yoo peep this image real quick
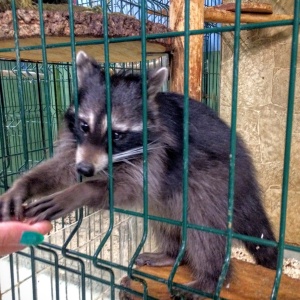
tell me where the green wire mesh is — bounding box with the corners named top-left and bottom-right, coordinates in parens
top-left (0, 61), bottom-right (72, 193)
top-left (0, 0), bottom-right (299, 299)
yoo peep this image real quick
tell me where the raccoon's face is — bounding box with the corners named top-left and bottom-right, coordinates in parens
top-left (65, 51), bottom-right (168, 177)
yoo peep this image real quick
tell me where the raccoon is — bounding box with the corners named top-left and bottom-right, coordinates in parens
top-left (0, 51), bottom-right (277, 298)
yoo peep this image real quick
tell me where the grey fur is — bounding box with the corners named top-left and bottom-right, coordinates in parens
top-left (0, 51), bottom-right (278, 298)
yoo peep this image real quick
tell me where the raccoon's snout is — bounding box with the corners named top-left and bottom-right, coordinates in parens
top-left (76, 162), bottom-right (95, 177)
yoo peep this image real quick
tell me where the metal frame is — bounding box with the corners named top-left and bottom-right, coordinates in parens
top-left (0, 0), bottom-right (299, 299)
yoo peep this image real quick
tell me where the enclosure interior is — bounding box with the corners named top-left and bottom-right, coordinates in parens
top-left (0, 0), bottom-right (299, 299)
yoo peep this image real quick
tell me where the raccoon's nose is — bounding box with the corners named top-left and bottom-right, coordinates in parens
top-left (76, 162), bottom-right (95, 177)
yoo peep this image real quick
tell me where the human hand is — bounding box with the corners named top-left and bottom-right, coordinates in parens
top-left (0, 221), bottom-right (52, 256)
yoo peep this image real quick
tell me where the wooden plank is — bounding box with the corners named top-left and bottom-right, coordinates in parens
top-left (169, 0), bottom-right (204, 101)
top-left (0, 37), bottom-right (168, 63)
top-left (0, 9), bottom-right (172, 63)
top-left (147, 9), bottom-right (168, 17)
top-left (120, 259), bottom-right (300, 299)
top-left (204, 7), bottom-right (293, 24)
top-left (215, 3), bottom-right (273, 14)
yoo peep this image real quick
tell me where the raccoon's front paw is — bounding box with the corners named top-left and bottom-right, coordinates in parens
top-left (24, 191), bottom-right (74, 222)
top-left (0, 186), bottom-right (28, 221)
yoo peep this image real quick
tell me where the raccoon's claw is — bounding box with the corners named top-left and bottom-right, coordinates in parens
top-left (0, 192), bottom-right (25, 221)
top-left (24, 197), bottom-right (63, 222)
top-left (24, 190), bottom-right (78, 222)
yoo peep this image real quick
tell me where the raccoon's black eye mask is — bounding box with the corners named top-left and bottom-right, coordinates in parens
top-left (65, 108), bottom-right (156, 158)
top-left (111, 130), bottom-right (144, 154)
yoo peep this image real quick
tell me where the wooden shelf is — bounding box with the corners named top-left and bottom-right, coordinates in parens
top-left (0, 9), bottom-right (171, 63)
top-left (0, 37), bottom-right (169, 63)
top-left (0, 3), bottom-right (294, 63)
top-left (121, 259), bottom-right (300, 299)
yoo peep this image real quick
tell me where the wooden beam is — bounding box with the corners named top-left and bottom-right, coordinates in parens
top-left (215, 3), bottom-right (273, 14)
top-left (147, 8), bottom-right (168, 17)
top-left (120, 259), bottom-right (300, 299)
top-left (204, 7), bottom-right (293, 24)
top-left (0, 9), bottom-right (172, 63)
top-left (169, 0), bottom-right (204, 101)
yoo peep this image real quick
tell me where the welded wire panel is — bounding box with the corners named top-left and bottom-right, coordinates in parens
top-left (202, 0), bottom-right (222, 112)
top-left (0, 0), bottom-right (300, 300)
top-left (0, 61), bottom-right (72, 193)
top-left (0, 212), bottom-right (156, 300)
top-left (0, 0), bottom-right (171, 63)
top-left (76, 0), bottom-right (169, 25)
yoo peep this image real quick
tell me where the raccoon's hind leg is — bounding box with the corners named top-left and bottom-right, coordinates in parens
top-left (135, 221), bottom-right (182, 267)
top-left (135, 225), bottom-right (228, 298)
top-left (135, 252), bottom-right (177, 267)
top-left (176, 229), bottom-right (230, 298)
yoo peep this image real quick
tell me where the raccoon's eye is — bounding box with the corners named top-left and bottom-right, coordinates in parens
top-left (112, 131), bottom-right (125, 142)
top-left (80, 121), bottom-right (89, 134)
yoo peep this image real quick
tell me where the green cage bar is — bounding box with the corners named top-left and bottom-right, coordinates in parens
top-left (11, 0), bottom-right (29, 171)
top-left (271, 0), bottom-right (300, 298)
top-left (168, 0), bottom-right (190, 296)
top-left (37, 0), bottom-right (54, 156)
top-left (92, 1), bottom-right (118, 299)
top-left (0, 0), bottom-right (300, 299)
top-left (214, 0), bottom-right (241, 297)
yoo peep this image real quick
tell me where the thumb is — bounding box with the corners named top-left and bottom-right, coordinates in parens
top-left (0, 221), bottom-right (52, 256)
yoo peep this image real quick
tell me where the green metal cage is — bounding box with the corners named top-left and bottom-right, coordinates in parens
top-left (0, 0), bottom-right (299, 299)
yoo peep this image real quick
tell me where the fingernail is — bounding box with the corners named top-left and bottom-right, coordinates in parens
top-left (19, 231), bottom-right (44, 246)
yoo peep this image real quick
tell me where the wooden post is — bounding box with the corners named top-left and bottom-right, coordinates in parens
top-left (169, 0), bottom-right (204, 101)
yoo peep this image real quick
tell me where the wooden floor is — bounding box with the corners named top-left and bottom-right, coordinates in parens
top-left (121, 258), bottom-right (300, 299)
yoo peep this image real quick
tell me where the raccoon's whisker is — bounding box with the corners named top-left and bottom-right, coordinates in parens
top-left (120, 158), bottom-right (142, 170)
top-left (147, 138), bottom-right (162, 144)
top-left (112, 147), bottom-right (143, 162)
top-left (100, 169), bottom-right (110, 178)
top-left (112, 144), bottom-right (164, 163)
top-left (148, 142), bottom-right (166, 150)
top-left (148, 140), bottom-right (168, 151)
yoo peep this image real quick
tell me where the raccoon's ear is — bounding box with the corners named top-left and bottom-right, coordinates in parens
top-left (147, 67), bottom-right (168, 100)
top-left (76, 51), bottom-right (103, 88)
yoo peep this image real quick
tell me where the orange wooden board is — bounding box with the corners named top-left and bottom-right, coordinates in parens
top-left (0, 37), bottom-right (168, 63)
top-left (121, 259), bottom-right (300, 299)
